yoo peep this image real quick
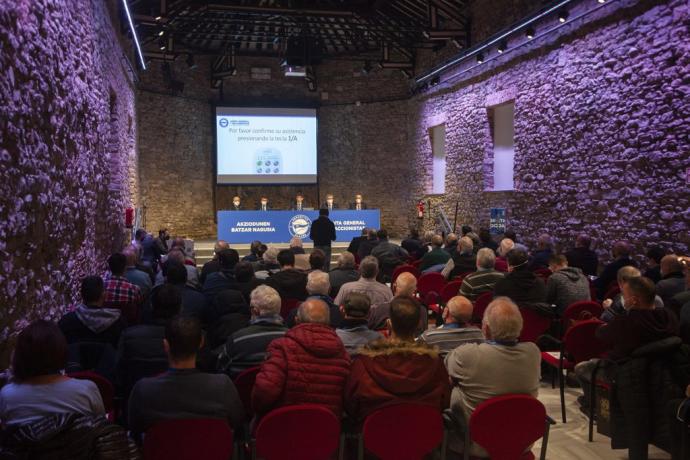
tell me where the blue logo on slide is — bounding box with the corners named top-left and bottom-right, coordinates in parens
top-left (289, 215), bottom-right (312, 239)
top-left (219, 118), bottom-right (229, 128)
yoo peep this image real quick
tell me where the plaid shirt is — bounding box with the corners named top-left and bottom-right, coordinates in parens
top-left (104, 275), bottom-right (143, 311)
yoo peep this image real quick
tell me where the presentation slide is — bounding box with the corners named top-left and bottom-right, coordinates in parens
top-left (216, 107), bottom-right (317, 184)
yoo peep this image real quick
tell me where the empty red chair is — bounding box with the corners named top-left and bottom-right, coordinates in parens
top-left (68, 371), bottom-right (115, 417)
top-left (233, 366), bottom-right (260, 419)
top-left (391, 264), bottom-right (421, 283)
top-left (361, 404), bottom-right (444, 460)
top-left (441, 280), bottom-right (463, 304)
top-left (417, 272), bottom-right (446, 297)
top-left (518, 308), bottom-right (552, 343)
top-left (541, 319), bottom-right (607, 423)
top-left (466, 394), bottom-right (552, 460)
top-left (561, 300), bottom-right (604, 333)
top-left (472, 292), bottom-right (494, 324)
top-left (254, 404), bottom-right (341, 460)
top-left (144, 419), bottom-right (233, 460)
top-left (280, 298), bottom-right (302, 319)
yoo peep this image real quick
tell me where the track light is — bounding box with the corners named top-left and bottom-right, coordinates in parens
top-left (476, 53), bottom-right (484, 64)
top-left (558, 10), bottom-right (569, 23)
top-left (155, 16), bottom-right (162, 21)
top-left (158, 38), bottom-right (166, 51)
top-left (497, 41), bottom-right (507, 54)
top-left (525, 27), bottom-right (535, 40)
top-left (597, 0), bottom-right (606, 3)
top-left (158, 29), bottom-right (165, 37)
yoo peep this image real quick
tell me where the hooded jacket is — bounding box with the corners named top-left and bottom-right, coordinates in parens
top-left (58, 305), bottom-right (125, 347)
top-left (251, 323), bottom-right (350, 417)
top-left (597, 307), bottom-right (679, 360)
top-left (546, 267), bottom-right (591, 313)
top-left (493, 269), bottom-right (547, 305)
top-left (344, 340), bottom-right (450, 422)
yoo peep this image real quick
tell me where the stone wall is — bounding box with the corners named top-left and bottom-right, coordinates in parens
top-left (412, 0), bottom-right (690, 259)
top-left (0, 0), bottom-right (137, 360)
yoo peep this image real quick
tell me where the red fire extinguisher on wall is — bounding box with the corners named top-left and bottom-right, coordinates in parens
top-left (125, 207), bottom-right (134, 228)
top-left (416, 200), bottom-right (425, 219)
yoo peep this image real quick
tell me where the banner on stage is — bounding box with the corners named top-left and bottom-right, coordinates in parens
top-left (217, 210), bottom-right (381, 243)
top-left (489, 208), bottom-right (506, 235)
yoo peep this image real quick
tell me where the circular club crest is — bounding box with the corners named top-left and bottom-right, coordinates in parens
top-left (289, 214), bottom-right (312, 239)
top-left (219, 118), bottom-right (229, 128)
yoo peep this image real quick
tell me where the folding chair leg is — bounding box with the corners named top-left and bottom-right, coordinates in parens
top-left (551, 367), bottom-right (556, 389)
top-left (540, 419), bottom-right (552, 460)
top-left (559, 367), bottom-right (567, 423)
top-left (440, 428), bottom-right (448, 460)
top-left (463, 427), bottom-right (470, 460)
top-left (588, 378), bottom-right (596, 442)
top-left (357, 433), bottom-right (364, 460)
top-left (338, 433), bottom-right (344, 460)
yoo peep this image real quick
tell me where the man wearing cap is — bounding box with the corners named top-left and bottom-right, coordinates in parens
top-left (335, 292), bottom-right (382, 355)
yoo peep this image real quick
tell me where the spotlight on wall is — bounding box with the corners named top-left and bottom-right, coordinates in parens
top-left (158, 38), bottom-right (166, 51)
top-left (525, 27), bottom-right (535, 40)
top-left (186, 54), bottom-right (197, 70)
top-left (597, 0), bottom-right (606, 3)
top-left (155, 16), bottom-right (162, 21)
top-left (158, 29), bottom-right (165, 37)
top-left (558, 10), bottom-right (569, 23)
top-left (497, 40), bottom-right (507, 54)
top-left (476, 53), bottom-right (484, 64)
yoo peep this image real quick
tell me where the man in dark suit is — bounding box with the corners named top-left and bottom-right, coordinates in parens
top-left (321, 194), bottom-right (338, 211)
top-left (256, 196), bottom-right (271, 211)
top-left (347, 228), bottom-right (368, 255)
top-left (310, 208), bottom-right (337, 271)
top-left (291, 194), bottom-right (308, 211)
top-left (348, 194), bottom-right (368, 210)
top-left (231, 196), bottom-right (242, 211)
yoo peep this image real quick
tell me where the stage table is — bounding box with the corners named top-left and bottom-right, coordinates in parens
top-left (217, 209), bottom-right (380, 244)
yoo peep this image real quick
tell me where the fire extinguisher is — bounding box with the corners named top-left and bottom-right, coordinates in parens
top-left (125, 207), bottom-right (134, 228)
top-left (416, 200), bottom-right (425, 219)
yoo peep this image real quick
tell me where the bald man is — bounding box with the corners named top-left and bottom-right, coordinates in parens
top-left (367, 272), bottom-right (427, 332)
top-left (418, 296), bottom-right (484, 356)
top-left (252, 297), bottom-right (349, 417)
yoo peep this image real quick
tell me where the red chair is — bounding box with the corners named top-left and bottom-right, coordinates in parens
top-left (533, 268), bottom-right (552, 280)
top-left (280, 298), bottom-right (302, 319)
top-left (472, 292), bottom-right (493, 324)
top-left (361, 404), bottom-right (445, 460)
top-left (411, 258), bottom-right (423, 269)
top-left (603, 284), bottom-right (621, 301)
top-left (423, 291), bottom-right (442, 317)
top-left (68, 371), bottom-right (115, 418)
top-left (417, 272), bottom-right (446, 297)
top-left (453, 271), bottom-right (474, 283)
top-left (518, 308), bottom-right (552, 343)
top-left (465, 394), bottom-right (553, 460)
top-left (233, 366), bottom-right (260, 419)
top-left (561, 300), bottom-right (604, 333)
top-left (144, 419), bottom-right (233, 460)
top-left (541, 319), bottom-right (607, 423)
top-left (254, 404), bottom-right (341, 460)
top-left (441, 280), bottom-right (463, 304)
top-left (391, 264), bottom-right (421, 283)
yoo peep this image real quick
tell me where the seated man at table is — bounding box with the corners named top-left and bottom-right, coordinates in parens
top-left (257, 196), bottom-right (270, 211)
top-left (128, 316), bottom-right (245, 435)
top-left (322, 193), bottom-right (338, 211)
top-left (291, 193), bottom-right (308, 211)
top-left (231, 195), bottom-right (242, 211)
top-left (349, 194), bottom-right (368, 210)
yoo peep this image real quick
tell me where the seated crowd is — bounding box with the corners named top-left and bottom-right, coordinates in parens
top-left (1, 225), bottom-right (690, 459)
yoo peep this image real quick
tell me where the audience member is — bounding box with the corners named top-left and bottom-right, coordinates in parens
top-left (254, 247), bottom-right (281, 280)
top-left (594, 241), bottom-right (637, 299)
top-left (357, 228), bottom-right (380, 261)
top-left (310, 208), bottom-right (336, 271)
top-left (657, 255), bottom-right (686, 308)
top-left (458, 248), bottom-right (505, 301)
top-left (153, 228), bottom-right (170, 261)
top-left (128, 316), bottom-right (244, 434)
top-left (444, 233), bottom-right (459, 256)
top-left (401, 227), bottom-right (426, 260)
top-left (335, 293), bottom-right (382, 354)
top-left (200, 240), bottom-right (229, 286)
top-left (266, 249), bottom-right (308, 300)
top-left (206, 289), bottom-right (250, 350)
top-left (465, 232), bottom-right (481, 253)
top-left (165, 263), bottom-right (208, 322)
top-left (600, 266), bottom-right (664, 322)
top-left (287, 271), bottom-right (343, 328)
top-left (328, 252), bottom-right (360, 298)
top-left (104, 253), bottom-right (143, 320)
top-left (123, 245), bottom-right (152, 301)
top-left (289, 237), bottom-right (310, 270)
top-left (576, 276), bottom-right (679, 408)
top-left (309, 248), bottom-right (327, 272)
top-left (418, 296), bottom-right (484, 356)
top-left (252, 299), bottom-right (350, 417)
top-left (442, 236), bottom-right (476, 279)
top-left (135, 229), bottom-right (158, 269)
top-left (157, 249), bottom-right (200, 288)
top-left (478, 228), bottom-right (499, 253)
top-left (235, 261), bottom-right (261, 303)
top-left (495, 238), bottom-right (515, 272)
top-left (368, 272), bottom-right (427, 331)
top-left (643, 246), bottom-right (667, 283)
top-left (59, 276), bottom-right (125, 346)
top-left (345, 296), bottom-right (450, 422)
top-left (202, 248), bottom-right (240, 304)
top-left (565, 234), bottom-right (599, 277)
top-left (334, 256), bottom-right (393, 310)
top-left (218, 285), bottom-right (287, 378)
top-left (347, 228), bottom-right (368, 257)
top-left (242, 240), bottom-right (263, 262)
top-left (503, 229), bottom-right (529, 252)
top-left (529, 234), bottom-right (554, 270)
top-left (546, 254), bottom-right (591, 314)
top-left (370, 229), bottom-right (409, 282)
top-left (493, 249), bottom-right (547, 305)
top-left (0, 320), bottom-right (105, 426)
top-left (419, 235), bottom-right (451, 272)
top-left (445, 298), bottom-right (540, 457)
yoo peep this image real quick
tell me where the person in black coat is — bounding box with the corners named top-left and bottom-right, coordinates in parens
top-left (320, 194), bottom-right (339, 211)
top-left (202, 249), bottom-right (240, 305)
top-left (291, 194), bottom-right (309, 211)
top-left (347, 228), bottom-right (368, 256)
top-left (565, 234), bottom-right (599, 277)
top-left (256, 197), bottom-right (271, 211)
top-left (265, 250), bottom-right (308, 301)
top-left (493, 249), bottom-right (547, 305)
top-left (309, 208), bottom-right (336, 271)
top-left (594, 241), bottom-right (637, 299)
top-left (348, 194), bottom-right (368, 210)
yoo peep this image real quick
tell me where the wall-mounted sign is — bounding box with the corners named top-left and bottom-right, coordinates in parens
top-left (490, 208), bottom-right (506, 235)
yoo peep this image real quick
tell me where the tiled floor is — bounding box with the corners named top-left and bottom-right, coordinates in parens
top-left (534, 383), bottom-right (671, 459)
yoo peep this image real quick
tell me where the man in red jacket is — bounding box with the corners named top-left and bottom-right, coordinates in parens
top-left (251, 298), bottom-right (350, 418)
top-left (344, 296), bottom-right (451, 422)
